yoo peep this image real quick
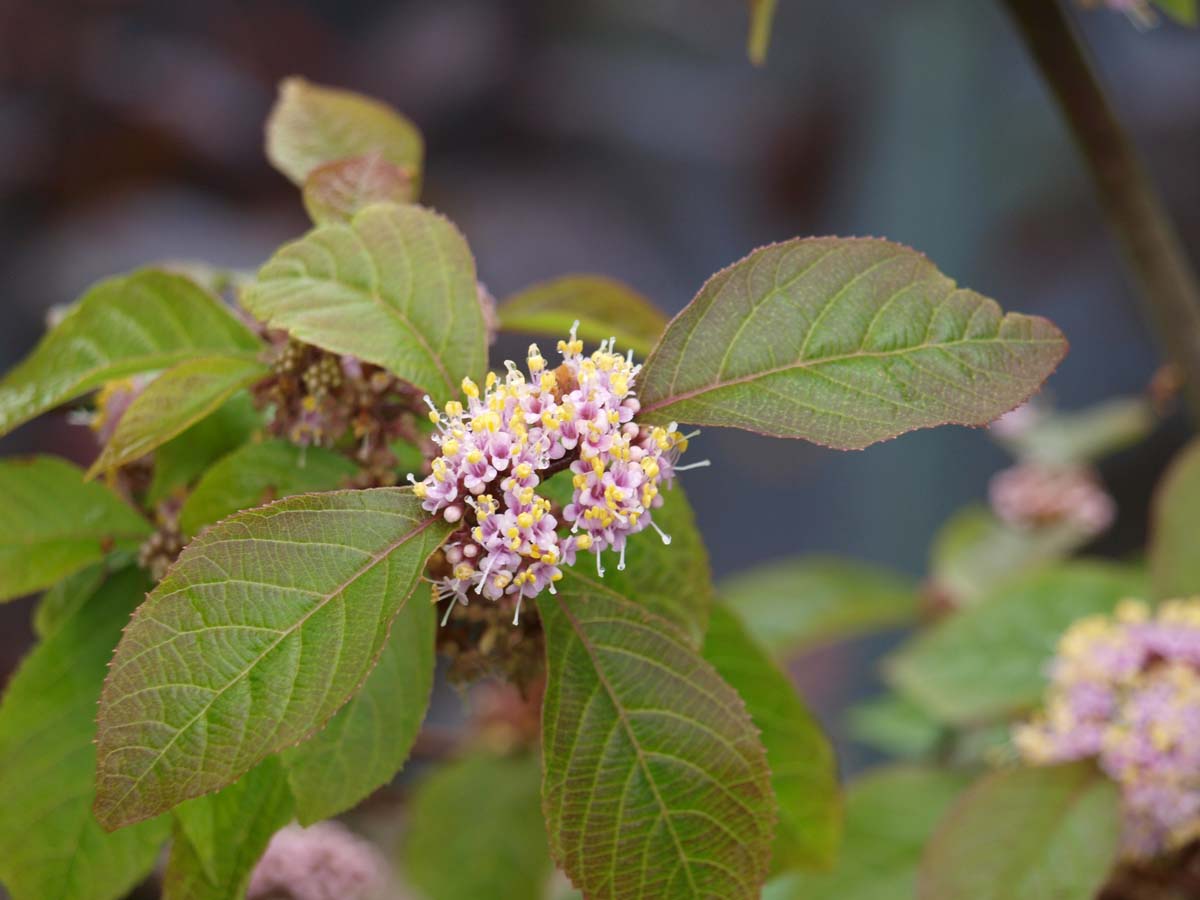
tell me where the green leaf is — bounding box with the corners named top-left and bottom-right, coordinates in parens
top-left (404, 752), bottom-right (551, 900)
top-left (498, 275), bottom-right (668, 358)
top-left (266, 77), bottom-right (424, 188)
top-left (538, 586), bottom-right (775, 900)
top-left (1150, 439), bottom-right (1200, 599)
top-left (93, 487), bottom-right (452, 829)
top-left (146, 394), bottom-right (264, 506)
top-left (929, 506), bottom-right (1094, 606)
top-left (765, 767), bottom-right (970, 900)
top-left (703, 605), bottom-right (841, 871)
top-left (33, 562), bottom-right (109, 638)
top-left (0, 457), bottom-right (150, 602)
top-left (165, 758), bottom-right (294, 900)
top-left (993, 397), bottom-right (1155, 466)
top-left (87, 356), bottom-right (267, 479)
top-left (0, 269), bottom-right (260, 437)
top-left (303, 151), bottom-right (416, 225)
top-left (1154, 0), bottom-right (1197, 24)
top-left (918, 762), bottom-right (1120, 900)
top-left (637, 239), bottom-right (1067, 450)
top-left (847, 694), bottom-right (944, 760)
top-left (886, 562), bottom-right (1145, 726)
top-left (541, 475), bottom-right (713, 645)
top-left (747, 0), bottom-right (779, 66)
top-left (180, 439), bottom-right (357, 538)
top-left (282, 588), bottom-right (434, 823)
top-left (720, 556), bottom-right (917, 659)
top-left (241, 203), bottom-right (485, 403)
top-left (0, 567), bottom-right (170, 900)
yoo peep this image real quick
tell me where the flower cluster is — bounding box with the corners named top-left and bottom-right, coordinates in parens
top-left (247, 821), bottom-right (388, 900)
top-left (413, 325), bottom-right (698, 624)
top-left (989, 463), bottom-right (1115, 536)
top-left (1014, 599), bottom-right (1200, 859)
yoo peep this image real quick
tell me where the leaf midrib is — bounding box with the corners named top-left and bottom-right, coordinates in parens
top-left (551, 594), bottom-right (701, 898)
top-left (641, 334), bottom-right (1060, 414)
top-left (98, 508), bottom-right (440, 825)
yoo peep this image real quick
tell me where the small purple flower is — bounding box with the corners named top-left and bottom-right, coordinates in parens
top-left (247, 821), bottom-right (388, 900)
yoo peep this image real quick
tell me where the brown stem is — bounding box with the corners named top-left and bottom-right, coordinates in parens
top-left (1000, 0), bottom-right (1200, 421)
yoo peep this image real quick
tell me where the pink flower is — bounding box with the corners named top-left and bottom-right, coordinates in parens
top-left (247, 822), bottom-right (388, 900)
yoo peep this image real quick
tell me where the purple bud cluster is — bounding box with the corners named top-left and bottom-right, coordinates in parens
top-left (247, 822), bottom-right (387, 900)
top-left (989, 463), bottom-right (1115, 536)
top-left (1015, 599), bottom-right (1200, 858)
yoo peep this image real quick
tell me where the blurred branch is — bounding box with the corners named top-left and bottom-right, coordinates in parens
top-left (747, 0), bottom-right (778, 66)
top-left (1001, 0), bottom-right (1200, 422)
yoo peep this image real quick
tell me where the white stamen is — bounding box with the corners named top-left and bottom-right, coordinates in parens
top-left (512, 595), bottom-right (523, 626)
top-left (569, 319), bottom-right (580, 342)
top-left (478, 554), bottom-right (497, 595)
top-left (298, 445), bottom-right (307, 468)
top-left (596, 550), bottom-right (606, 578)
top-left (441, 598), bottom-right (457, 627)
top-left (650, 521), bottom-right (673, 545)
top-left (618, 545), bottom-right (627, 571)
top-left (674, 460), bottom-right (712, 472)
top-left (406, 473), bottom-right (419, 486)
top-left (682, 429), bottom-right (701, 440)
top-left (627, 349), bottom-right (633, 364)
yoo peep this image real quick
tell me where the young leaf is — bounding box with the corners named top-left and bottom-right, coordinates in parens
top-left (720, 556), bottom-right (917, 659)
top-left (281, 589), bottom-right (434, 823)
top-left (637, 239), bottom-right (1067, 450)
top-left (703, 605), bottom-right (841, 871)
top-left (991, 397), bottom-right (1155, 467)
top-left (180, 439), bottom-right (357, 537)
top-left (404, 752), bottom-right (552, 900)
top-left (241, 203), bottom-right (485, 403)
top-left (0, 567), bottom-right (169, 900)
top-left (747, 0), bottom-right (779, 66)
top-left (165, 758), bottom-right (294, 900)
top-left (541, 475), bottom-right (713, 646)
top-left (0, 457), bottom-right (150, 602)
top-left (0, 269), bottom-right (260, 437)
top-left (538, 586), bottom-right (775, 900)
top-left (303, 151), bottom-right (416, 224)
top-left (87, 355), bottom-right (268, 479)
top-left (1149, 439), bottom-right (1200, 599)
top-left (766, 767), bottom-right (970, 900)
top-left (266, 77), bottom-right (424, 188)
top-left (33, 561), bottom-right (108, 638)
top-left (918, 763), bottom-right (1120, 900)
top-left (93, 488), bottom-right (452, 829)
top-left (886, 562), bottom-right (1145, 725)
top-left (146, 394), bottom-right (264, 507)
top-left (847, 694), bottom-right (944, 760)
top-left (497, 275), bottom-right (668, 358)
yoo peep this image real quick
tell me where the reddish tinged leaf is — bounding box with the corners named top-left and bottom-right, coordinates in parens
top-left (303, 152), bottom-right (416, 225)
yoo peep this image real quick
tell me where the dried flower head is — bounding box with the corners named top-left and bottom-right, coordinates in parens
top-left (1015, 599), bottom-right (1200, 859)
top-left (412, 324), bottom-right (703, 624)
top-left (247, 821), bottom-right (388, 900)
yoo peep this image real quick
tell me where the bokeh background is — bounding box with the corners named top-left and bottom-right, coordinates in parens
top-left (1, 0), bottom-right (1197, 777)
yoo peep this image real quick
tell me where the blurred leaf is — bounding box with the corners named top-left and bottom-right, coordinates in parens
top-left (918, 763), bottom-right (1120, 900)
top-left (542, 474), bottom-right (713, 646)
top-left (93, 488), bottom-right (451, 829)
top-left (0, 567), bottom-right (169, 900)
top-left (637, 239), bottom-right (1067, 450)
top-left (266, 77), bottom-right (423, 188)
top-left (165, 758), bottom-right (293, 900)
top-left (764, 767), bottom-right (970, 900)
top-left (929, 506), bottom-right (1094, 605)
top-left (0, 457), bottom-right (150, 602)
top-left (747, 0), bottom-right (779, 65)
top-left (703, 605), bottom-right (841, 871)
top-left (180, 439), bottom-right (357, 537)
top-left (282, 590), bottom-right (434, 823)
top-left (1149, 438), bottom-right (1200, 599)
top-left (33, 562), bottom-right (108, 638)
top-left (87, 356), bottom-right (267, 479)
top-left (242, 203), bottom-right (485, 404)
top-left (539, 586), bottom-right (775, 900)
top-left (1154, 0), bottom-right (1197, 24)
top-left (886, 562), bottom-right (1145, 726)
top-left (720, 556), bottom-right (917, 659)
top-left (993, 397), bottom-right (1155, 466)
top-left (848, 694), bottom-right (944, 760)
top-left (0, 269), bottom-right (260, 437)
top-left (303, 151), bottom-right (416, 224)
top-left (497, 275), bottom-right (668, 358)
top-left (146, 394), bottom-right (263, 506)
top-left (404, 752), bottom-right (551, 900)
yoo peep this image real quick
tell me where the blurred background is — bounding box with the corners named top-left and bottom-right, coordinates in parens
top-left (0, 0), bottom-right (1197, 776)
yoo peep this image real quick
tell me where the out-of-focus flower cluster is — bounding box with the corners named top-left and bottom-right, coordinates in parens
top-left (1015, 599), bottom-right (1200, 859)
top-left (247, 821), bottom-right (388, 900)
top-left (414, 325), bottom-right (692, 622)
top-left (989, 463), bottom-right (1115, 536)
